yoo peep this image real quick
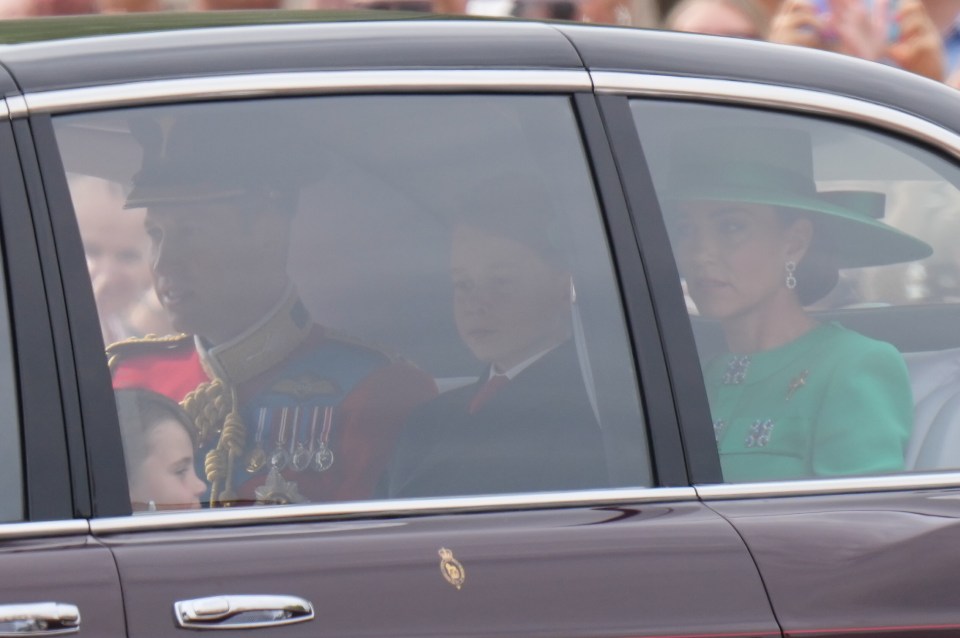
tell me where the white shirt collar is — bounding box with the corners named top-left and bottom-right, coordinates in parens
top-left (489, 342), bottom-right (562, 381)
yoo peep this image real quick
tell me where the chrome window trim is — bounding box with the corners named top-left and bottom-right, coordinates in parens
top-left (0, 100), bottom-right (10, 121)
top-left (90, 487), bottom-right (695, 534)
top-left (17, 70), bottom-right (593, 117)
top-left (47, 74), bottom-right (960, 514)
top-left (697, 472), bottom-right (960, 500)
top-left (0, 519), bottom-right (88, 540)
top-left (593, 72), bottom-right (960, 162)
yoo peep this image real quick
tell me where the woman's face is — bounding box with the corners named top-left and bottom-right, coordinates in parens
top-left (129, 419), bottom-right (206, 511)
top-left (672, 200), bottom-right (809, 322)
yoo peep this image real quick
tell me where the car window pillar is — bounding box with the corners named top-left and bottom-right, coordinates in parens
top-left (595, 93), bottom-right (722, 485)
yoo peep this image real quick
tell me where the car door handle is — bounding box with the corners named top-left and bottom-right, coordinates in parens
top-left (0, 602), bottom-right (80, 636)
top-left (174, 595), bottom-right (314, 630)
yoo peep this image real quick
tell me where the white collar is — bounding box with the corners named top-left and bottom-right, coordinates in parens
top-left (489, 342), bottom-right (562, 381)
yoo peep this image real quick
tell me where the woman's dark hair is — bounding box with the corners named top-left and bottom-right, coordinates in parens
top-left (779, 208), bottom-right (840, 306)
top-left (114, 388), bottom-right (195, 477)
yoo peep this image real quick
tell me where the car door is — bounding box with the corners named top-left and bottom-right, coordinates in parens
top-left (0, 95), bottom-right (126, 634)
top-left (28, 64), bottom-right (783, 638)
top-left (606, 63), bottom-right (960, 638)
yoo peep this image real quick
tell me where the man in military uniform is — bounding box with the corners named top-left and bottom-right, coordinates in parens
top-left (108, 109), bottom-right (437, 507)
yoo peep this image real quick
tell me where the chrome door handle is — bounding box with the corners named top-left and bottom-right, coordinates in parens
top-left (174, 595), bottom-right (314, 630)
top-left (0, 602), bottom-right (80, 636)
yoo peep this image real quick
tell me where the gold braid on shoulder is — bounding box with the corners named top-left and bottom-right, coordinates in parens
top-left (181, 380), bottom-right (246, 507)
top-left (106, 333), bottom-right (192, 372)
top-left (180, 378), bottom-right (230, 449)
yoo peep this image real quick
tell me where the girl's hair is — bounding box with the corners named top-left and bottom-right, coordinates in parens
top-left (115, 388), bottom-right (195, 477)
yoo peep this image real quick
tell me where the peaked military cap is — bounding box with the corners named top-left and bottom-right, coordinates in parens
top-left (125, 105), bottom-right (315, 211)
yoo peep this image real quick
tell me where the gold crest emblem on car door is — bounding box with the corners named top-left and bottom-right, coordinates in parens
top-left (438, 548), bottom-right (465, 590)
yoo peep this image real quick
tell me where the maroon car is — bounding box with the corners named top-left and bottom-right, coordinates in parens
top-left (0, 12), bottom-right (959, 638)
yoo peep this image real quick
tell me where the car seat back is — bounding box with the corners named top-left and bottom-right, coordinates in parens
top-left (904, 347), bottom-right (960, 470)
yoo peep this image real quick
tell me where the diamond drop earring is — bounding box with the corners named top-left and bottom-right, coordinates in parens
top-left (785, 261), bottom-right (797, 290)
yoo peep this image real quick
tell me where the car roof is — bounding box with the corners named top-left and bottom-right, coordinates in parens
top-left (0, 14), bottom-right (955, 134)
top-left (0, 18), bottom-right (582, 93)
top-left (557, 24), bottom-right (960, 133)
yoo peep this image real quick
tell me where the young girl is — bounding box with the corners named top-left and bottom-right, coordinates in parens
top-left (115, 388), bottom-right (207, 511)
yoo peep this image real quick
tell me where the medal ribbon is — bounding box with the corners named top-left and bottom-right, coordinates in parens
top-left (319, 406), bottom-right (333, 448)
top-left (288, 406), bottom-right (302, 457)
top-left (255, 408), bottom-right (268, 447)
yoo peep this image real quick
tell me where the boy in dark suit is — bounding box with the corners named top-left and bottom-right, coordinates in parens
top-left (386, 179), bottom-right (609, 498)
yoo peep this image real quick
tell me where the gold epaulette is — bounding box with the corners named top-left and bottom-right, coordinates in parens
top-left (106, 333), bottom-right (193, 371)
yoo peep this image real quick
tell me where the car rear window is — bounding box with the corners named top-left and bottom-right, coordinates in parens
top-left (55, 94), bottom-right (651, 511)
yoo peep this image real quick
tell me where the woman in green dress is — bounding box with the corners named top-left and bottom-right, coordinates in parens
top-left (667, 126), bottom-right (932, 482)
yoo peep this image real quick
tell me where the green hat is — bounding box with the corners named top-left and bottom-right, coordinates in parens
top-left (662, 126), bottom-right (931, 268)
top-left (125, 108), bottom-right (313, 211)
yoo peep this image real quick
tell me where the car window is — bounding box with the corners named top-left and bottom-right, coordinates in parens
top-left (54, 95), bottom-right (650, 511)
top-left (631, 99), bottom-right (960, 483)
top-left (0, 237), bottom-right (21, 522)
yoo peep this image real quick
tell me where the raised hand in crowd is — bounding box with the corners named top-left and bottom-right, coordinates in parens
top-left (886, 0), bottom-right (945, 80)
top-left (768, 0), bottom-right (826, 48)
top-left (769, 0), bottom-right (945, 81)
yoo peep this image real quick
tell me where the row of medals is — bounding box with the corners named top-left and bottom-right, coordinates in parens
top-left (246, 436), bottom-right (334, 474)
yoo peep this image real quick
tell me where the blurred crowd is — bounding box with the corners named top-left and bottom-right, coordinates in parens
top-left (664, 0), bottom-right (960, 86)
top-left (1, 0), bottom-right (958, 86)
top-left (0, 0), bottom-right (656, 28)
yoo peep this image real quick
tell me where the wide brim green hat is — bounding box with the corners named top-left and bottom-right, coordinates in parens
top-left (661, 126), bottom-right (932, 268)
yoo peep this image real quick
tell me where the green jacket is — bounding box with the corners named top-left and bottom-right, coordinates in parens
top-left (705, 322), bottom-right (912, 483)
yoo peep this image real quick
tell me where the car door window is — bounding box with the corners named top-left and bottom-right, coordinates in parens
top-left (631, 99), bottom-right (960, 482)
top-left (54, 95), bottom-right (650, 511)
top-left (0, 238), bottom-right (21, 522)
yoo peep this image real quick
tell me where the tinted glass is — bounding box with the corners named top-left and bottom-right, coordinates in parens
top-left (632, 100), bottom-right (960, 482)
top-left (56, 95), bottom-right (649, 511)
top-left (0, 238), bottom-right (21, 522)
